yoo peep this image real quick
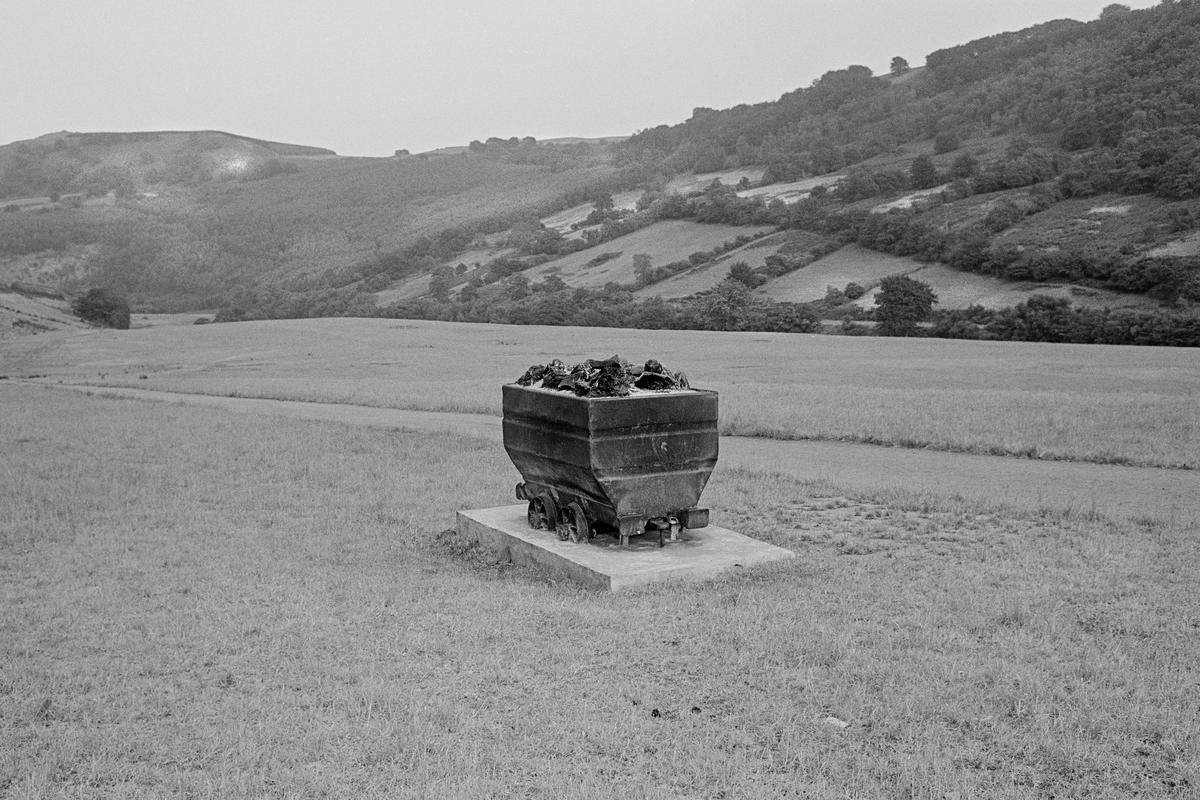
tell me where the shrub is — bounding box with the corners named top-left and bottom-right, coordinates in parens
top-left (933, 131), bottom-right (960, 154)
top-left (874, 274), bottom-right (938, 336)
top-left (72, 288), bottom-right (131, 329)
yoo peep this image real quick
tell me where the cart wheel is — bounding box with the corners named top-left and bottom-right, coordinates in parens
top-left (564, 502), bottom-right (591, 544)
top-left (540, 494), bottom-right (559, 533)
top-left (526, 494), bottom-right (558, 531)
top-left (526, 499), bottom-right (544, 529)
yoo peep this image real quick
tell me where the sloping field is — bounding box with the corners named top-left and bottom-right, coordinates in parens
top-left (634, 254), bottom-right (736, 299)
top-left (540, 190), bottom-right (641, 237)
top-left (1148, 230), bottom-right (1200, 258)
top-left (853, 264), bottom-right (1159, 311)
top-left (666, 168), bottom-right (763, 194)
top-left (373, 272), bottom-right (432, 304)
top-left (736, 173), bottom-right (843, 204)
top-left (538, 169), bottom-right (768, 238)
top-left (758, 246), bottom-right (1158, 311)
top-left (520, 220), bottom-right (773, 288)
top-left (994, 193), bottom-right (1193, 259)
top-left (638, 230), bottom-right (835, 300)
top-left (0, 291), bottom-right (85, 338)
top-left (871, 184), bottom-right (951, 213)
top-left (758, 245), bottom-right (928, 303)
top-left (444, 246), bottom-right (511, 269)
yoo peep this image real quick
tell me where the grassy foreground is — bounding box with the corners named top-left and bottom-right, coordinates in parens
top-left (3, 385), bottom-right (1197, 798)
top-left (5, 318), bottom-right (1200, 468)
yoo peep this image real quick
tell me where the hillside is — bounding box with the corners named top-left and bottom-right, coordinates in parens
top-left (2, 2), bottom-right (1199, 345)
top-left (0, 288), bottom-right (86, 338)
top-left (0, 132), bottom-right (623, 312)
top-left (375, 2), bottom-right (1200, 344)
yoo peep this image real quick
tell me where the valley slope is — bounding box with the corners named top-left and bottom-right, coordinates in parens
top-left (2, 2), bottom-right (1199, 344)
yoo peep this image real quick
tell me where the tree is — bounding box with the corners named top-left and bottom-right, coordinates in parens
top-left (428, 266), bottom-right (454, 301)
top-left (1100, 3), bottom-right (1131, 20)
top-left (633, 253), bottom-right (654, 287)
top-left (890, 56), bottom-right (911, 76)
top-left (933, 131), bottom-right (960, 154)
top-left (874, 275), bottom-right (937, 336)
top-left (702, 280), bottom-right (752, 330)
top-left (910, 155), bottom-right (940, 189)
top-left (949, 152), bottom-right (979, 179)
top-left (72, 288), bottom-right (131, 329)
top-left (728, 261), bottom-right (765, 289)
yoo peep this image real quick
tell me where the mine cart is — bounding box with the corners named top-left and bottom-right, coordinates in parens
top-left (502, 383), bottom-right (719, 546)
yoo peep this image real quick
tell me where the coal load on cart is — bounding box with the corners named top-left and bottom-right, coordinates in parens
top-left (502, 356), bottom-right (718, 547)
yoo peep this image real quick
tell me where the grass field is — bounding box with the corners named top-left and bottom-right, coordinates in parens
top-left (736, 174), bottom-right (843, 205)
top-left (520, 221), bottom-right (775, 289)
top-left (756, 245), bottom-right (1155, 312)
top-left (6, 318), bottom-right (1195, 469)
top-left (0, 293), bottom-right (85, 339)
top-left (2, 385), bottom-right (1196, 798)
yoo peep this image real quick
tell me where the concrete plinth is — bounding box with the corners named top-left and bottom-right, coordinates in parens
top-left (456, 504), bottom-right (795, 591)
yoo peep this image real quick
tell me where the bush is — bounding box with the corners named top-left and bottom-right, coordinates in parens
top-left (875, 274), bottom-right (938, 336)
top-left (72, 288), bottom-right (131, 329)
top-left (933, 131), bottom-right (960, 154)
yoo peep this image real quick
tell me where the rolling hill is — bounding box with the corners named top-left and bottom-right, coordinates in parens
top-left (2, 1), bottom-right (1199, 344)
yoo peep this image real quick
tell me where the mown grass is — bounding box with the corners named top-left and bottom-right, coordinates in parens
top-left (5, 318), bottom-right (1197, 469)
top-left (3, 385), bottom-right (1197, 798)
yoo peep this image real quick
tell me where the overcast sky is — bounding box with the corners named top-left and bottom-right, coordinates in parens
top-left (2, 0), bottom-right (1160, 156)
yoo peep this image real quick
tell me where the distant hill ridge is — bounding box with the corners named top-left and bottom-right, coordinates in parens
top-left (24, 129), bottom-right (337, 157)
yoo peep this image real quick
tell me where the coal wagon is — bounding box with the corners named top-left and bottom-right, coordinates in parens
top-left (502, 383), bottom-right (719, 546)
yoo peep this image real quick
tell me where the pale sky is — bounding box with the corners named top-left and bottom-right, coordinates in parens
top-left (1, 0), bottom-right (1160, 156)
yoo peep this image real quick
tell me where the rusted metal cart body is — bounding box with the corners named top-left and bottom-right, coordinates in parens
top-left (502, 383), bottom-right (719, 546)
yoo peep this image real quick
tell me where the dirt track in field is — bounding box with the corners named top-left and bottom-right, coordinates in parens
top-left (20, 382), bottom-right (1198, 527)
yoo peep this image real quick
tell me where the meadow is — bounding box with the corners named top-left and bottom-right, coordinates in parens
top-left (6, 318), bottom-right (1198, 468)
top-left (2, 382), bottom-right (1196, 798)
top-left (520, 221), bottom-right (775, 290)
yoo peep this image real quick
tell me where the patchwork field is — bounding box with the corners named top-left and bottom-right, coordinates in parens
top-left (539, 190), bottom-right (642, 237)
top-left (519, 221), bottom-right (774, 289)
top-left (759, 245), bottom-right (930, 303)
top-left (850, 263), bottom-right (1157, 312)
top-left (736, 173), bottom-right (843, 205)
top-left (760, 245), bottom-right (1156, 311)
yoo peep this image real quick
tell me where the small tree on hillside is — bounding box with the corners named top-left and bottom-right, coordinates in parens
top-left (933, 131), bottom-right (960, 154)
top-left (950, 152), bottom-right (980, 179)
top-left (874, 275), bottom-right (937, 336)
top-left (728, 261), bottom-right (764, 289)
top-left (72, 288), bottom-right (131, 329)
top-left (633, 253), bottom-right (654, 287)
top-left (910, 154), bottom-right (940, 189)
top-left (890, 56), bottom-right (911, 76)
top-left (1100, 3), bottom-right (1131, 20)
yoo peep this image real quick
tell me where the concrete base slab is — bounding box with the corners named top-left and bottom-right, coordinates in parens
top-left (456, 504), bottom-right (796, 591)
